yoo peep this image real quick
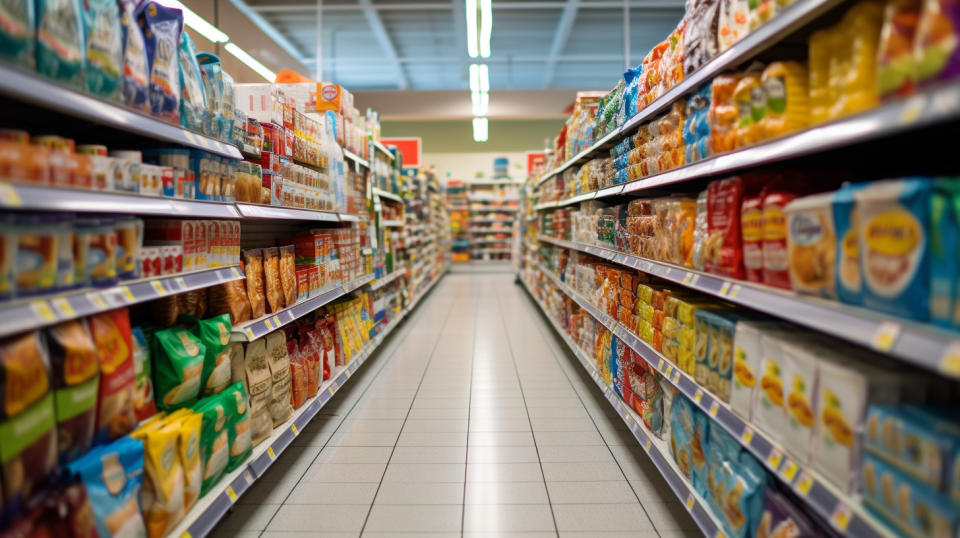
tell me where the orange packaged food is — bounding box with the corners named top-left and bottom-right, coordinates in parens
top-left (263, 247), bottom-right (283, 314)
top-left (710, 74), bottom-right (741, 154)
top-left (243, 249), bottom-right (266, 319)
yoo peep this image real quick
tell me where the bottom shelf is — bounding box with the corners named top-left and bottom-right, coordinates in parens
top-left (168, 271), bottom-right (446, 538)
top-left (520, 276), bottom-right (726, 538)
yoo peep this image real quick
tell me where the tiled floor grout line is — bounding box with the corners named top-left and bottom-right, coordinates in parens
top-left (253, 282), bottom-right (445, 537)
top-left (460, 277), bottom-right (482, 536)
top-left (514, 283), bottom-right (664, 537)
top-left (357, 282), bottom-right (466, 536)
top-left (493, 283), bottom-right (561, 537)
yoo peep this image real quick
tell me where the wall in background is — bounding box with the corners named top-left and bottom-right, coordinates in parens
top-left (424, 152), bottom-right (529, 182)
top-left (382, 119), bottom-right (561, 153)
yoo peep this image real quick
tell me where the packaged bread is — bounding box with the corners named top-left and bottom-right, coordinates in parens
top-left (207, 279), bottom-right (251, 324)
top-left (191, 314), bottom-right (232, 396)
top-left (152, 327), bottom-right (205, 411)
top-left (263, 247), bottom-right (283, 313)
top-left (279, 245), bottom-right (297, 307)
top-left (265, 332), bottom-right (293, 426)
top-left (243, 249), bottom-right (266, 319)
top-left (89, 308), bottom-right (137, 442)
top-left (46, 320), bottom-right (100, 464)
top-left (131, 419), bottom-right (185, 538)
top-left (242, 338), bottom-right (272, 445)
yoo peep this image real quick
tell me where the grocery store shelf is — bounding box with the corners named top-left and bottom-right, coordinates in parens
top-left (232, 274), bottom-right (376, 342)
top-left (470, 206), bottom-right (518, 213)
top-left (533, 0), bottom-right (846, 189)
top-left (169, 271), bottom-right (444, 538)
top-left (530, 263), bottom-right (891, 538)
top-left (0, 183), bottom-right (241, 218)
top-left (471, 237), bottom-right (511, 244)
top-left (473, 248), bottom-right (511, 253)
top-left (538, 235), bottom-right (960, 379)
top-left (533, 201), bottom-right (557, 211)
top-left (373, 188), bottom-right (403, 203)
top-left (520, 276), bottom-right (725, 538)
top-left (467, 227), bottom-right (511, 233)
top-left (343, 149), bottom-right (369, 169)
top-left (338, 213), bottom-right (361, 222)
top-left (368, 268), bottom-right (406, 290)
top-left (383, 219), bottom-right (404, 227)
top-left (0, 266), bottom-right (243, 339)
top-left (467, 194), bottom-right (520, 202)
top-left (469, 218), bottom-right (514, 224)
top-left (373, 141), bottom-right (394, 158)
top-left (0, 64), bottom-right (242, 159)
top-left (235, 203), bottom-right (339, 222)
top-left (468, 178), bottom-right (522, 185)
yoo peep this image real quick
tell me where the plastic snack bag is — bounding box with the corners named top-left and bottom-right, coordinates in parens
top-left (131, 327), bottom-right (158, 421)
top-left (89, 308), bottom-right (137, 443)
top-left (219, 71), bottom-right (236, 144)
top-left (265, 332), bottom-right (293, 426)
top-left (222, 382), bottom-right (251, 472)
top-left (280, 245), bottom-right (297, 307)
top-left (196, 53), bottom-right (224, 138)
top-left (242, 338), bottom-right (272, 446)
top-left (193, 394), bottom-right (229, 497)
top-left (190, 314), bottom-right (233, 396)
top-left (152, 327), bottom-right (205, 410)
top-left (65, 437), bottom-right (146, 538)
top-left (0, 0), bottom-right (34, 68)
top-left (244, 249), bottom-right (266, 319)
top-left (137, 1), bottom-right (182, 122)
top-left (263, 247), bottom-right (283, 313)
top-left (178, 32), bottom-right (206, 132)
top-left (914, 0), bottom-right (960, 88)
top-left (35, 0), bottom-right (84, 89)
top-left (82, 0), bottom-right (123, 101)
top-left (131, 419), bottom-right (185, 538)
top-left (118, 0), bottom-right (150, 113)
top-left (165, 408), bottom-right (202, 511)
top-left (207, 280), bottom-right (252, 324)
top-left (47, 319), bottom-right (99, 465)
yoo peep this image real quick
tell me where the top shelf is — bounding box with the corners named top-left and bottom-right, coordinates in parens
top-left (0, 64), bottom-right (242, 159)
top-left (343, 149), bottom-right (370, 169)
top-left (373, 188), bottom-right (403, 203)
top-left (534, 0), bottom-right (845, 188)
top-left (373, 141), bottom-right (394, 159)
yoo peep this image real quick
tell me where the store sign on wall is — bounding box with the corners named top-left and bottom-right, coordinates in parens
top-left (527, 151), bottom-right (546, 176)
top-left (380, 137), bottom-right (422, 168)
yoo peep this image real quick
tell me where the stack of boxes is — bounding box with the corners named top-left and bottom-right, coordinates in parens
top-left (142, 219), bottom-right (240, 276)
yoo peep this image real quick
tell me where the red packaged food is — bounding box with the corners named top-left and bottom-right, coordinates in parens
top-left (762, 188), bottom-right (799, 289)
top-left (705, 176), bottom-right (748, 278)
top-left (741, 194), bottom-right (765, 282)
top-left (88, 308), bottom-right (136, 443)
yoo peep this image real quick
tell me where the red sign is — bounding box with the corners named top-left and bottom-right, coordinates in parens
top-left (379, 137), bottom-right (422, 169)
top-left (526, 151), bottom-right (547, 176)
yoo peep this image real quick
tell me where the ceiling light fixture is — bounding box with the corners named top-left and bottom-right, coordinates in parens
top-left (479, 0), bottom-right (492, 58)
top-left (472, 117), bottom-right (488, 142)
top-left (465, 0), bottom-right (479, 58)
top-left (471, 91), bottom-right (488, 116)
top-left (469, 63), bottom-right (489, 93)
top-left (225, 42), bottom-right (277, 81)
top-left (156, 0), bottom-right (229, 42)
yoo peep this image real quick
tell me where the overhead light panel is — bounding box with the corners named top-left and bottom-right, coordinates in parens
top-left (225, 42), bottom-right (277, 81)
top-left (156, 0), bottom-right (229, 42)
top-left (466, 0), bottom-right (478, 58)
top-left (472, 117), bottom-right (488, 142)
top-left (471, 91), bottom-right (488, 116)
top-left (479, 0), bottom-right (492, 58)
top-left (469, 64), bottom-right (489, 93)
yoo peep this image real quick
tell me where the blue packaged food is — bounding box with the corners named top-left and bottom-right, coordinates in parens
top-left (178, 31), bottom-right (206, 132)
top-left (66, 436), bottom-right (147, 538)
top-left (931, 179), bottom-right (959, 327)
top-left (683, 85), bottom-right (712, 163)
top-left (196, 53), bottom-right (223, 138)
top-left (118, 0), bottom-right (149, 113)
top-left (856, 178), bottom-right (932, 321)
top-left (833, 183), bottom-right (870, 306)
top-left (137, 1), bottom-right (182, 122)
top-left (35, 0), bottom-right (84, 89)
top-left (219, 70), bottom-right (235, 144)
top-left (82, 0), bottom-right (122, 101)
top-left (0, 0), bottom-right (34, 67)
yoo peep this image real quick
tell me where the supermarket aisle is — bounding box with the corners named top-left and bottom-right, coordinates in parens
top-left (214, 272), bottom-right (697, 537)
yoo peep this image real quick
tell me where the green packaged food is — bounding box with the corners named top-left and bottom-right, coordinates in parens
top-left (152, 327), bottom-right (205, 411)
top-left (0, 0), bottom-right (34, 68)
top-left (222, 382), bottom-right (251, 472)
top-left (189, 314), bottom-right (233, 396)
top-left (35, 0), bottom-right (84, 89)
top-left (193, 394), bottom-right (229, 497)
top-left (82, 0), bottom-right (122, 100)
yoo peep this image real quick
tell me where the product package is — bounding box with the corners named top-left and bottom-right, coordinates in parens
top-left (131, 419), bottom-right (185, 538)
top-left (89, 308), bottom-right (137, 443)
top-left (82, 0), bottom-right (123, 101)
top-left (191, 314), bottom-right (233, 396)
top-left (152, 326), bottom-right (205, 410)
top-left (193, 394), bottom-right (229, 497)
top-left (263, 247), bottom-right (283, 313)
top-left (242, 338), bottom-right (272, 446)
top-left (178, 32), bottom-right (207, 132)
top-left (280, 245), bottom-right (297, 307)
top-left (65, 436), bottom-right (146, 538)
top-left (118, 0), bottom-right (150, 113)
top-left (265, 332), bottom-right (293, 426)
top-left (47, 320), bottom-right (100, 464)
top-left (131, 327), bottom-right (158, 421)
top-left (244, 249), bottom-right (266, 319)
top-left (222, 382), bottom-right (251, 472)
top-left (0, 0), bottom-right (34, 68)
top-left (35, 0), bottom-right (85, 89)
top-left (166, 409), bottom-right (202, 511)
top-left (785, 192), bottom-right (837, 298)
top-left (196, 53), bottom-right (224, 138)
top-left (137, 1), bottom-right (183, 122)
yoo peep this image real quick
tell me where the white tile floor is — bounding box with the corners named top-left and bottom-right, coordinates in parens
top-left (213, 272), bottom-right (699, 537)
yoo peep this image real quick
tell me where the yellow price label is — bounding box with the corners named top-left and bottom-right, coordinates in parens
top-left (245, 328), bottom-right (255, 340)
top-left (51, 297), bottom-right (75, 318)
top-left (665, 365), bottom-right (674, 378)
top-left (693, 389), bottom-right (703, 404)
top-left (231, 266), bottom-right (242, 279)
top-left (900, 95), bottom-right (925, 124)
top-left (30, 300), bottom-right (57, 322)
top-left (796, 471), bottom-right (814, 496)
top-left (175, 277), bottom-right (187, 289)
top-left (718, 282), bottom-right (731, 296)
top-left (873, 321), bottom-right (901, 352)
top-left (708, 401), bottom-right (719, 417)
top-left (767, 449), bottom-right (783, 470)
top-left (328, 387), bottom-right (335, 396)
top-left (291, 424), bottom-right (299, 435)
top-left (671, 370), bottom-right (680, 384)
top-left (685, 494), bottom-right (695, 510)
top-left (740, 427), bottom-right (754, 445)
top-left (780, 458), bottom-right (798, 482)
top-left (272, 315), bottom-right (282, 327)
top-left (657, 358), bottom-right (665, 371)
top-left (831, 503), bottom-right (852, 531)
top-left (180, 532), bottom-right (192, 538)
top-left (264, 318), bottom-right (274, 330)
top-left (87, 293), bottom-right (108, 309)
top-left (0, 182), bottom-right (21, 207)
top-left (729, 285), bottom-right (741, 299)
top-left (267, 447), bottom-right (276, 460)
top-left (225, 486), bottom-right (237, 503)
top-left (644, 438), bottom-right (651, 451)
top-left (184, 131), bottom-right (197, 144)
top-left (151, 280), bottom-right (167, 295)
top-left (682, 273), bottom-right (694, 285)
top-left (119, 286), bottom-right (135, 302)
top-left (939, 342), bottom-right (960, 377)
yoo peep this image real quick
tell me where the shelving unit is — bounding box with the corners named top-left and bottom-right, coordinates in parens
top-left (465, 178), bottom-right (521, 262)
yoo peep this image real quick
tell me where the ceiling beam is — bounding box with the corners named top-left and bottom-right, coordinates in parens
top-left (229, 0), bottom-right (309, 63)
top-left (542, 0), bottom-right (579, 87)
top-left (451, 0), bottom-right (469, 89)
top-left (356, 0), bottom-right (411, 89)
top-left (252, 1), bottom-right (682, 12)
top-left (301, 54), bottom-right (624, 64)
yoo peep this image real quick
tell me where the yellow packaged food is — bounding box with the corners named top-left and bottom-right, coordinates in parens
top-left (833, 0), bottom-right (885, 119)
top-left (662, 316), bottom-right (682, 340)
top-left (760, 61), bottom-right (809, 140)
top-left (166, 409), bottom-right (202, 511)
top-left (678, 346), bottom-right (695, 374)
top-left (639, 303), bottom-right (655, 323)
top-left (733, 71), bottom-right (764, 148)
top-left (808, 28), bottom-right (834, 125)
top-left (636, 283), bottom-right (654, 305)
top-left (132, 420), bottom-right (186, 538)
top-left (678, 326), bottom-right (696, 350)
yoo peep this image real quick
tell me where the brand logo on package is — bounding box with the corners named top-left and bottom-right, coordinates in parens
top-left (322, 85), bottom-right (340, 101)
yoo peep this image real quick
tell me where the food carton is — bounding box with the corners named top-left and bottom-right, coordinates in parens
top-left (785, 192), bottom-right (837, 298)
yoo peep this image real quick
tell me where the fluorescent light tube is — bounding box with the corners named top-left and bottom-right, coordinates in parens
top-left (479, 0), bottom-right (492, 58)
top-left (466, 0), bottom-right (478, 58)
top-left (225, 42), bottom-right (277, 81)
top-left (469, 64), bottom-right (479, 93)
top-left (156, 0), bottom-right (229, 43)
top-left (473, 117), bottom-right (488, 142)
top-left (479, 64), bottom-right (489, 92)
top-left (471, 91), bottom-right (488, 116)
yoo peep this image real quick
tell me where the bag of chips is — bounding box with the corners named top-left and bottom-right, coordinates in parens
top-left (190, 314), bottom-right (232, 396)
top-left (193, 394), bottom-right (229, 497)
top-left (279, 245), bottom-right (297, 307)
top-left (178, 31), bottom-right (207, 132)
top-left (152, 327), bottom-right (205, 411)
top-left (35, 0), bottom-right (84, 89)
top-left (0, 0), bottom-right (33, 68)
top-left (89, 308), bottom-right (137, 443)
top-left (131, 327), bottom-right (158, 422)
top-left (263, 247), bottom-right (283, 313)
top-left (118, 0), bottom-right (150, 113)
top-left (82, 0), bottom-right (123, 101)
top-left (47, 320), bottom-right (99, 464)
top-left (208, 280), bottom-right (251, 325)
top-left (136, 1), bottom-right (183, 122)
top-left (244, 249), bottom-right (266, 319)
top-left (222, 382), bottom-right (251, 472)
top-left (165, 409), bottom-right (202, 511)
top-left (131, 419), bottom-right (185, 538)
top-left (65, 437), bottom-right (146, 538)
top-left (265, 332), bottom-right (293, 426)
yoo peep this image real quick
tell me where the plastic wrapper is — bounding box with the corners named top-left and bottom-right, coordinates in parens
top-left (242, 338), bottom-right (272, 446)
top-left (208, 279), bottom-right (252, 324)
top-left (130, 419), bottom-right (185, 538)
top-left (913, 0), bottom-right (960, 88)
top-left (742, 194), bottom-right (765, 282)
top-left (705, 177), bottom-right (748, 278)
top-left (718, 0), bottom-right (749, 50)
top-left (36, 0), bottom-right (84, 89)
top-left (65, 437), bottom-right (146, 538)
top-left (265, 332), bottom-right (293, 426)
top-left (263, 247), bottom-right (283, 313)
top-left (193, 394), bottom-right (228, 497)
top-left (82, 0), bottom-right (122, 101)
top-left (710, 74), bottom-right (740, 154)
top-left (683, 85), bottom-right (712, 163)
top-left (244, 249), bottom-right (266, 319)
top-left (220, 71), bottom-right (236, 144)
top-left (684, 0), bottom-right (719, 74)
top-left (760, 61), bottom-right (809, 140)
top-left (0, 0), bottom-right (33, 68)
top-left (137, 1), bottom-right (183, 122)
top-left (152, 326), bottom-right (204, 410)
top-left (47, 320), bottom-right (99, 465)
top-left (131, 327), bottom-right (158, 421)
top-left (192, 314), bottom-right (233, 396)
top-left (178, 31), bottom-right (207, 132)
top-left (222, 382), bottom-right (251, 472)
top-left (118, 0), bottom-right (150, 113)
top-left (90, 308), bottom-right (137, 442)
top-left (177, 289), bottom-right (207, 319)
top-left (280, 245), bottom-right (297, 308)
top-left (196, 53), bottom-right (224, 138)
top-left (733, 71), bottom-right (763, 149)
